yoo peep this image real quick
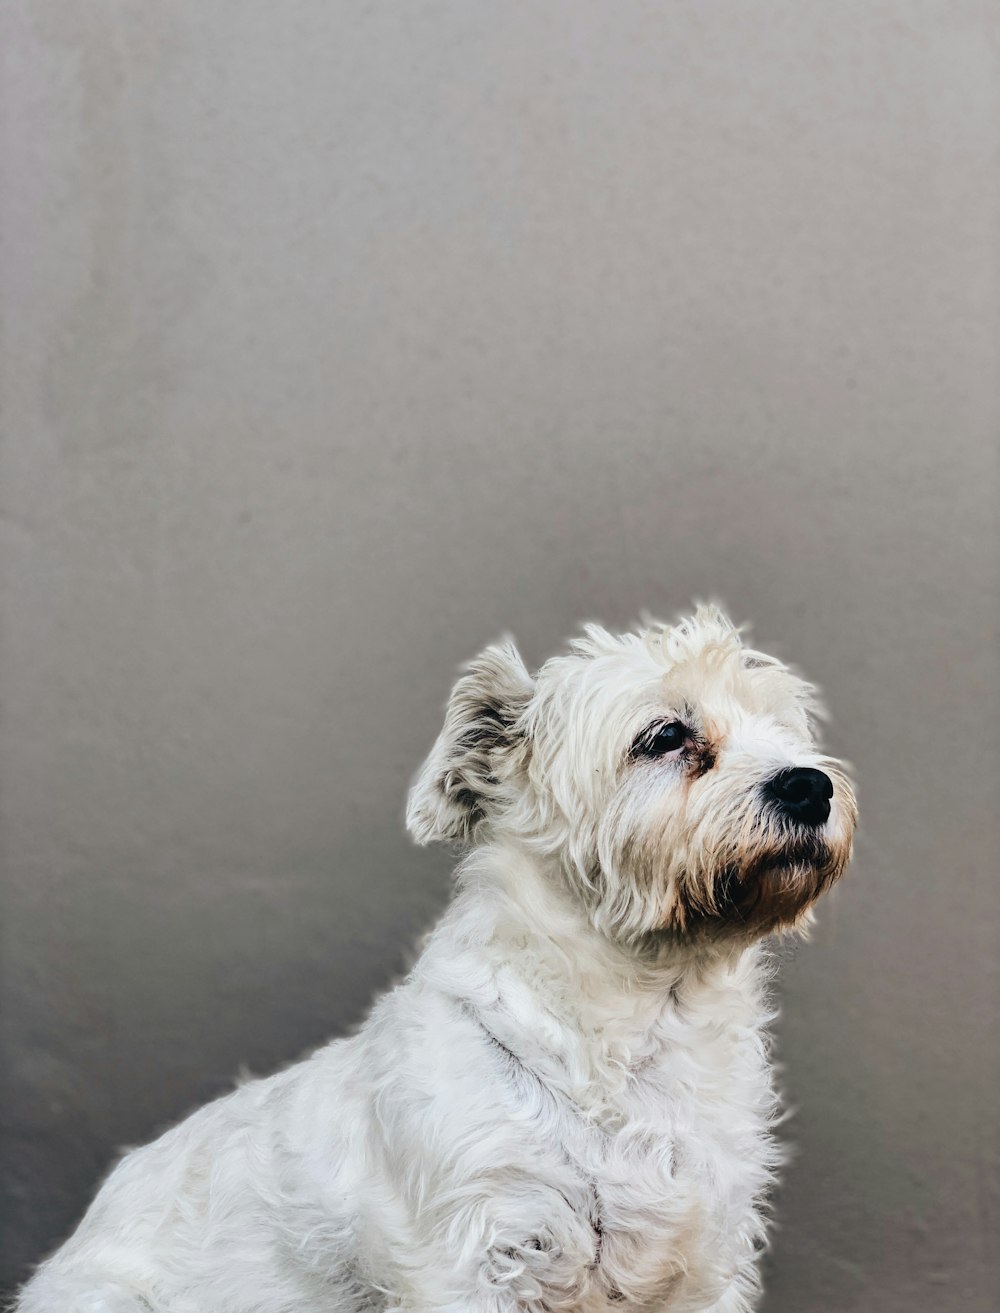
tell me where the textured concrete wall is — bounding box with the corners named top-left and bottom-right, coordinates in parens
top-left (2, 2), bottom-right (998, 1307)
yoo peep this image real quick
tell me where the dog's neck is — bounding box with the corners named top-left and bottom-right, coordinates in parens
top-left (418, 842), bottom-right (768, 1110)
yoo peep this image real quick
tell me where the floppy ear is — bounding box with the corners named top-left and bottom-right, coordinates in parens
top-left (406, 639), bottom-right (534, 846)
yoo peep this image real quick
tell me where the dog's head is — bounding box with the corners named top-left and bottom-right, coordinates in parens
top-left (407, 605), bottom-right (857, 943)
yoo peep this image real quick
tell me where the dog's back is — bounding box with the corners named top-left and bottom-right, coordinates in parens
top-left (15, 1045), bottom-right (372, 1313)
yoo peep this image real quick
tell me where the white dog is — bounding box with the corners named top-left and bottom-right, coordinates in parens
top-left (15, 606), bottom-right (857, 1313)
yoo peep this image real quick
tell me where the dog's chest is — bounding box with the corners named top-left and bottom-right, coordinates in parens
top-left (559, 1033), bottom-right (774, 1311)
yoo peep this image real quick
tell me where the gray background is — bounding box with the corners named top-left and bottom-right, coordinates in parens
top-left (2, 1), bottom-right (998, 1308)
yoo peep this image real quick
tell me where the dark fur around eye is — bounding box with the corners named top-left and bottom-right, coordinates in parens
top-left (630, 720), bottom-right (690, 760)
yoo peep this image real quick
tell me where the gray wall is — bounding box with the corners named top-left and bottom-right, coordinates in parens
top-left (2, 2), bottom-right (998, 1308)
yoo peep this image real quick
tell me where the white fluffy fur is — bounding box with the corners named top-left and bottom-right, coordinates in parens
top-left (15, 606), bottom-right (856, 1313)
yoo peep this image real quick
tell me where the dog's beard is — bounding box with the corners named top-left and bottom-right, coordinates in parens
top-left (589, 777), bottom-right (855, 945)
top-left (675, 828), bottom-right (848, 937)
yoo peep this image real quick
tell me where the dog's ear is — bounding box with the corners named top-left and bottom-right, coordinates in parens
top-left (406, 639), bottom-right (534, 846)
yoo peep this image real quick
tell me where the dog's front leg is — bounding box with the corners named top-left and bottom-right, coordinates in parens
top-left (384, 1193), bottom-right (598, 1313)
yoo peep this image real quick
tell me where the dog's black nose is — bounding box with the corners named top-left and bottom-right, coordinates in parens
top-left (766, 767), bottom-right (833, 827)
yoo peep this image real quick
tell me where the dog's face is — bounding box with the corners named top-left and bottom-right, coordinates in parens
top-left (408, 606), bottom-right (857, 944)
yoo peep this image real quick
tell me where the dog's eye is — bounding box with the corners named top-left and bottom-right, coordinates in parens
top-left (633, 720), bottom-right (690, 759)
